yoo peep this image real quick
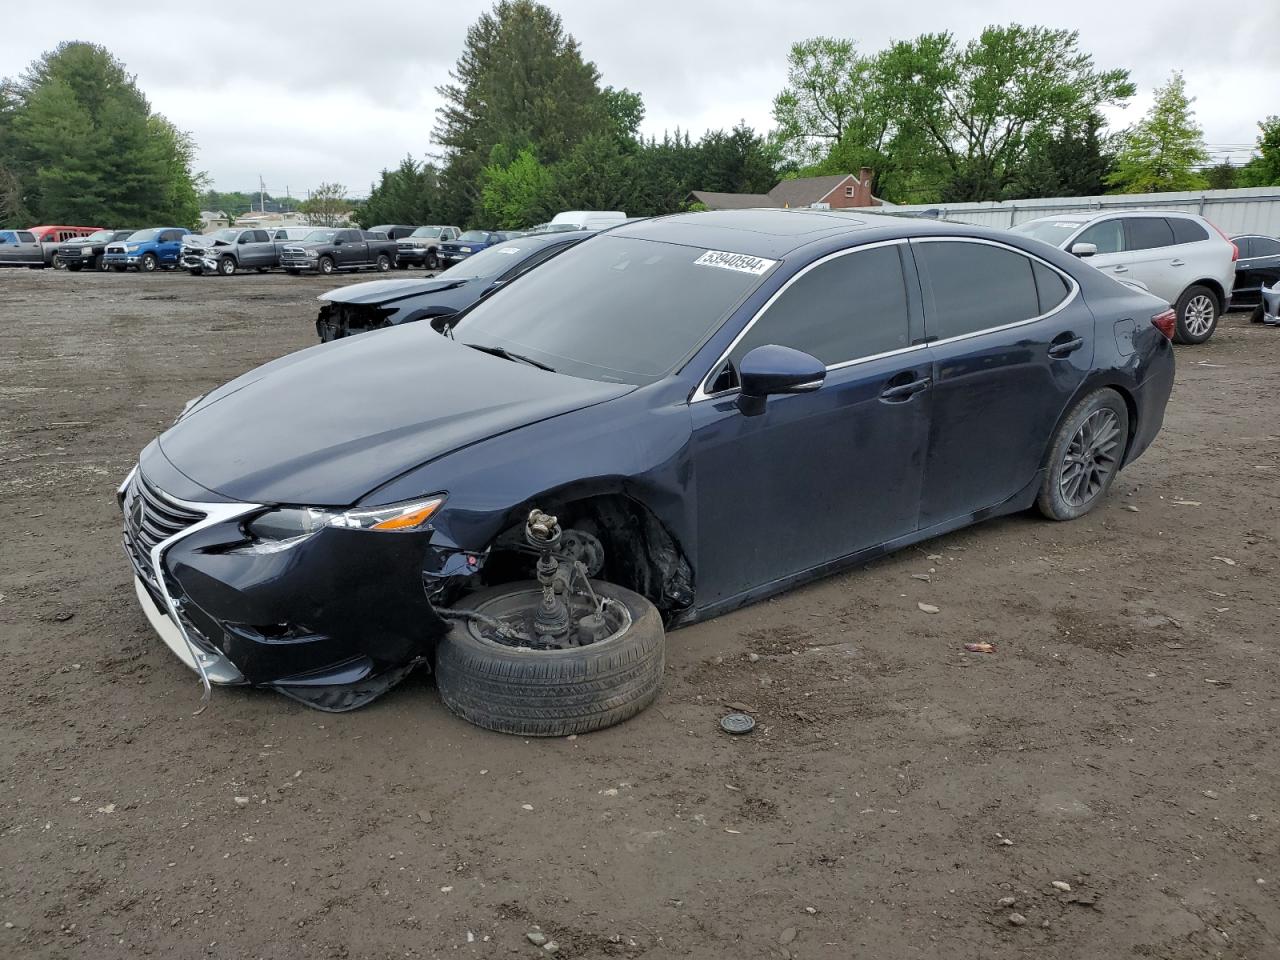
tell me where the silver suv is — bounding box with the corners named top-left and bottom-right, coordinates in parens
top-left (1013, 211), bottom-right (1237, 344)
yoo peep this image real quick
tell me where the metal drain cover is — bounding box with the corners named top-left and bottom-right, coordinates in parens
top-left (720, 712), bottom-right (756, 735)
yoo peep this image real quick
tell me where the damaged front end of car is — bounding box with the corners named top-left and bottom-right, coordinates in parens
top-left (180, 236), bottom-right (226, 274)
top-left (118, 452), bottom-right (474, 712)
top-left (316, 302), bottom-right (397, 342)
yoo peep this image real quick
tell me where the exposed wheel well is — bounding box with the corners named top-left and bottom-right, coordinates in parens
top-left (480, 492), bottom-right (694, 620)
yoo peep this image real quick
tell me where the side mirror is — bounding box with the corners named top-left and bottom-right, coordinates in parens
top-left (736, 344), bottom-right (826, 417)
top-left (1070, 241), bottom-right (1097, 258)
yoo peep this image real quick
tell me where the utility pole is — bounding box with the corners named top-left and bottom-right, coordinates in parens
top-left (259, 175), bottom-right (266, 213)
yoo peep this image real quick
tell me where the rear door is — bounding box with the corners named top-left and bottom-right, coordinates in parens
top-left (1235, 236), bottom-right (1280, 303)
top-left (914, 238), bottom-right (1089, 528)
top-left (1118, 217), bottom-right (1179, 301)
top-left (158, 230), bottom-right (183, 264)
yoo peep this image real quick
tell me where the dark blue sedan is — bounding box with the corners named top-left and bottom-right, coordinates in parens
top-left (436, 229), bottom-right (522, 266)
top-left (118, 209), bottom-right (1174, 729)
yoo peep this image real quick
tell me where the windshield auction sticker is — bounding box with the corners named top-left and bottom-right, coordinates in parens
top-left (694, 250), bottom-right (777, 275)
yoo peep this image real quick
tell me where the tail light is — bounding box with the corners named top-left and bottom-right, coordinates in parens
top-left (1151, 308), bottom-right (1177, 340)
top-left (1207, 220), bottom-right (1238, 261)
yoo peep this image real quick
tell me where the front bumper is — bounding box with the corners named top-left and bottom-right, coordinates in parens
top-left (1262, 285), bottom-right (1280, 325)
top-left (280, 255), bottom-right (319, 271)
top-left (397, 247), bottom-right (427, 265)
top-left (180, 251), bottom-right (219, 271)
top-left (120, 450), bottom-right (453, 709)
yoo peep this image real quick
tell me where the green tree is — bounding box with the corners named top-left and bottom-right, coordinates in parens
top-left (355, 156), bottom-right (444, 227)
top-left (478, 146), bottom-right (556, 227)
top-left (1204, 162), bottom-right (1238, 190)
top-left (877, 25), bottom-right (1134, 201)
top-left (300, 182), bottom-right (349, 226)
top-left (1, 42), bottom-right (203, 227)
top-left (1238, 116), bottom-right (1280, 187)
top-left (1004, 113), bottom-right (1115, 199)
top-left (1107, 72), bottom-right (1208, 193)
top-left (772, 38), bottom-right (888, 166)
top-left (434, 0), bottom-right (614, 223)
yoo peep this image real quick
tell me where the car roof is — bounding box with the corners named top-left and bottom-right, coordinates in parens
top-left (1022, 210), bottom-right (1206, 226)
top-left (609, 208), bottom-right (1013, 259)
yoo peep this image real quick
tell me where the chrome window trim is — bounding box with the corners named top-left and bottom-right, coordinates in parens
top-left (910, 236), bottom-right (1080, 349)
top-left (691, 238), bottom-right (911, 402)
top-left (692, 235), bottom-right (1079, 402)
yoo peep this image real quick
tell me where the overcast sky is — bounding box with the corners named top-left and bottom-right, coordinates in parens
top-left (4, 1), bottom-right (1278, 195)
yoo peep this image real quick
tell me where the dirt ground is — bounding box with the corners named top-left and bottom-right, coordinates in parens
top-left (0, 267), bottom-right (1277, 960)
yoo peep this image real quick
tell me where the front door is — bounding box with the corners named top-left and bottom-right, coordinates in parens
top-left (912, 238), bottom-right (1093, 527)
top-left (690, 242), bottom-right (931, 609)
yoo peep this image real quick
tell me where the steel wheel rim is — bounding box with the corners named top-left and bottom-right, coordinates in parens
top-left (1059, 408), bottom-right (1121, 507)
top-left (1185, 295), bottom-right (1215, 336)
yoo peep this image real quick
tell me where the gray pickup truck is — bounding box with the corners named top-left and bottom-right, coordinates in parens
top-left (279, 228), bottom-right (398, 275)
top-left (182, 228), bottom-right (293, 276)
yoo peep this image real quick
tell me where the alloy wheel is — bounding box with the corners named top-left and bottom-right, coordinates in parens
top-left (1058, 408), bottom-right (1121, 507)
top-left (1184, 295), bottom-right (1215, 337)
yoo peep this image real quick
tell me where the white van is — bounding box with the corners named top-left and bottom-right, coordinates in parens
top-left (549, 210), bottom-right (627, 231)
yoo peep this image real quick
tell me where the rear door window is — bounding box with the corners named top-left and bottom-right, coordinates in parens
top-left (730, 244), bottom-right (911, 367)
top-left (1169, 218), bottom-right (1210, 244)
top-left (1075, 220), bottom-right (1124, 254)
top-left (17, 231), bottom-right (35, 243)
top-left (915, 241), bottom-right (1041, 340)
top-left (1251, 236), bottom-right (1280, 257)
top-left (1125, 217), bottom-right (1175, 251)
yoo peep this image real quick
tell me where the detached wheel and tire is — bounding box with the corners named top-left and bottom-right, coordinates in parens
top-left (217, 256), bottom-right (236, 276)
top-left (435, 581), bottom-right (665, 737)
top-left (318, 256), bottom-right (336, 275)
top-left (1174, 285), bottom-right (1219, 344)
top-left (1038, 388), bottom-right (1129, 522)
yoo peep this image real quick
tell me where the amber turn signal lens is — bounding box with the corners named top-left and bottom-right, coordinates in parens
top-left (369, 499), bottom-right (442, 531)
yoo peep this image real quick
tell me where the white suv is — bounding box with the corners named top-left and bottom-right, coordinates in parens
top-left (1013, 211), bottom-right (1237, 344)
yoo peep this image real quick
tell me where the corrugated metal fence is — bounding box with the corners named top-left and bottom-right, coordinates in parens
top-left (886, 187), bottom-right (1280, 237)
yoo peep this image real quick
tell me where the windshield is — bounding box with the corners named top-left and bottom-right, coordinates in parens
top-left (1012, 219), bottom-right (1084, 248)
top-left (210, 229), bottom-right (241, 242)
top-left (451, 236), bottom-right (771, 385)
top-left (411, 226), bottom-right (443, 238)
top-left (457, 230), bottom-right (489, 242)
top-left (84, 230), bottom-right (113, 242)
top-left (440, 239), bottom-right (554, 282)
top-left (128, 229), bottom-right (158, 242)
top-left (303, 230), bottom-right (336, 242)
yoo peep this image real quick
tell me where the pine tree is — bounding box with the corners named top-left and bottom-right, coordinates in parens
top-left (1107, 72), bottom-right (1209, 193)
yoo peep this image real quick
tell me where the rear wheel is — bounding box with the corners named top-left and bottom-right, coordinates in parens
top-left (1174, 285), bottom-right (1218, 344)
top-left (435, 580), bottom-right (665, 736)
top-left (1037, 389), bottom-right (1129, 522)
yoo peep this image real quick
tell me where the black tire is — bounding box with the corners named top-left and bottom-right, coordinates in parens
top-left (140, 252), bottom-right (158, 273)
top-left (1037, 388), bottom-right (1129, 522)
top-left (1173, 284), bottom-right (1218, 344)
top-left (96, 256), bottom-right (108, 272)
top-left (375, 253), bottom-right (392, 272)
top-left (426, 249), bottom-right (440, 270)
top-left (318, 256), bottom-right (335, 275)
top-left (435, 580), bottom-right (665, 737)
top-left (286, 268), bottom-right (301, 276)
top-left (66, 263), bottom-right (82, 272)
top-left (1251, 303), bottom-right (1265, 324)
top-left (217, 255), bottom-right (236, 276)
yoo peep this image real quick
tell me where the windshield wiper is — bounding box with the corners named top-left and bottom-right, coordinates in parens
top-left (464, 342), bottom-right (556, 372)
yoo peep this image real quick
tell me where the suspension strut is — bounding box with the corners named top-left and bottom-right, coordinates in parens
top-left (526, 509), bottom-right (571, 640)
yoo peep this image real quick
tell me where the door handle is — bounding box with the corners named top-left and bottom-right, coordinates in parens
top-left (1111, 265), bottom-right (1128, 273)
top-left (880, 377), bottom-right (932, 401)
top-left (1048, 337), bottom-right (1085, 359)
top-left (1170, 258), bottom-right (1186, 267)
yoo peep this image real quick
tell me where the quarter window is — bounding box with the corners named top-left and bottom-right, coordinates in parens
top-left (17, 232), bottom-right (35, 243)
top-left (1169, 218), bottom-right (1209, 245)
top-left (1076, 220), bottom-right (1124, 254)
top-left (1125, 217), bottom-right (1175, 251)
top-left (729, 245), bottom-right (911, 368)
top-left (1032, 261), bottom-right (1070, 314)
top-left (916, 241), bottom-right (1041, 340)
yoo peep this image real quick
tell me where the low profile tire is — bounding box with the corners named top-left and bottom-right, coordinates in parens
top-left (1251, 304), bottom-right (1265, 324)
top-left (1037, 388), bottom-right (1129, 522)
top-left (1174, 285), bottom-right (1218, 344)
top-left (318, 256), bottom-right (335, 275)
top-left (435, 580), bottom-right (665, 737)
top-left (217, 256), bottom-right (236, 276)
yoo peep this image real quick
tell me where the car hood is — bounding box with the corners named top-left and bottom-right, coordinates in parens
top-left (157, 324), bottom-right (633, 506)
top-left (319, 276), bottom-right (474, 306)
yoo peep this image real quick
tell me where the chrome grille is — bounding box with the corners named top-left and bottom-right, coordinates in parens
top-left (122, 472), bottom-right (205, 587)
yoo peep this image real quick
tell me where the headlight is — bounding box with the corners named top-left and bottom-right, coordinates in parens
top-left (459, 246), bottom-right (472, 252)
top-left (234, 496), bottom-right (445, 555)
top-left (127, 244), bottom-right (141, 251)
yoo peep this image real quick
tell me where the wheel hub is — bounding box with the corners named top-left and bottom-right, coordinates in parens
top-left (1059, 408), bottom-right (1121, 507)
